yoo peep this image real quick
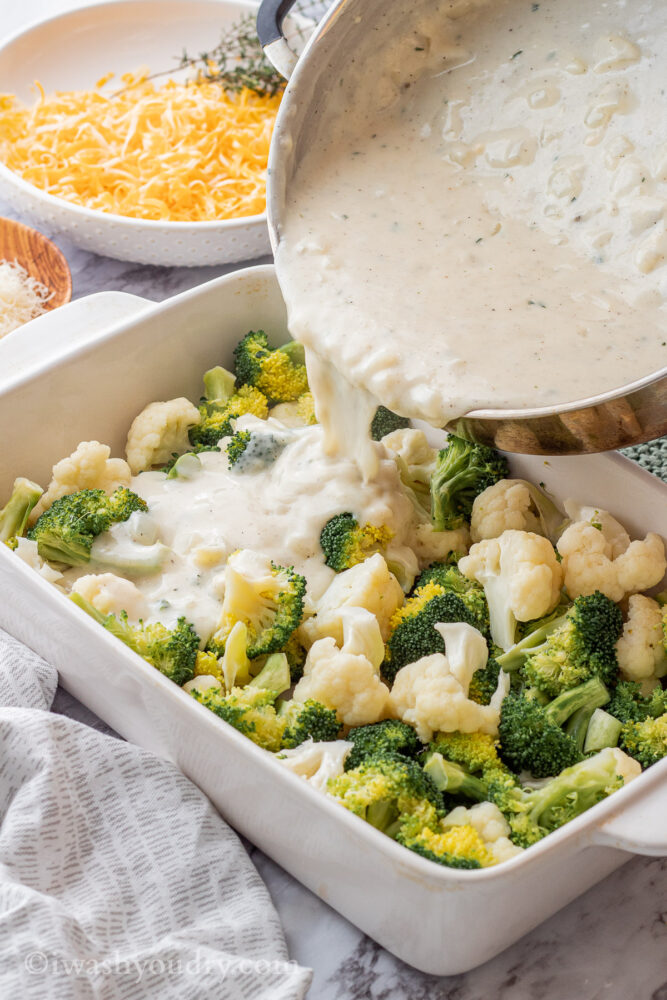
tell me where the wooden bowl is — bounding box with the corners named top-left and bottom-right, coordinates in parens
top-left (0, 216), bottom-right (71, 310)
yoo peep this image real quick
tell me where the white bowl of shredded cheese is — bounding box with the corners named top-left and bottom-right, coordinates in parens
top-left (0, 0), bottom-right (296, 266)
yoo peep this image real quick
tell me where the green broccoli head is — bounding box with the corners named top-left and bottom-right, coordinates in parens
top-left (620, 714), bottom-right (667, 767)
top-left (345, 720), bottom-right (423, 771)
top-left (28, 487), bottom-right (147, 566)
top-left (0, 477), bottom-right (43, 546)
top-left (430, 435), bottom-right (509, 531)
top-left (608, 680), bottom-right (667, 724)
top-left (498, 677), bottom-right (610, 778)
top-left (189, 384), bottom-right (269, 449)
top-left (191, 684), bottom-right (286, 752)
top-left (467, 655), bottom-right (502, 705)
top-left (328, 751), bottom-right (444, 836)
top-left (279, 699), bottom-right (342, 748)
top-left (382, 581), bottom-right (476, 685)
top-left (207, 560), bottom-right (306, 660)
top-left (429, 730), bottom-right (507, 777)
top-left (396, 821), bottom-right (488, 869)
top-left (233, 330), bottom-right (309, 403)
top-left (226, 429), bottom-right (288, 472)
top-left (70, 592), bottom-right (199, 686)
top-left (521, 592), bottom-right (622, 697)
top-left (370, 406), bottom-right (410, 441)
top-left (414, 561), bottom-right (490, 640)
top-left (489, 749), bottom-right (626, 848)
top-left (320, 512), bottom-right (393, 573)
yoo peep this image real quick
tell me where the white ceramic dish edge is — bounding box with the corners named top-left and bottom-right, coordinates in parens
top-left (0, 265), bottom-right (665, 975)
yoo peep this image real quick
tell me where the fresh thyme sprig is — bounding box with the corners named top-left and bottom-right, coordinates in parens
top-left (113, 14), bottom-right (289, 98)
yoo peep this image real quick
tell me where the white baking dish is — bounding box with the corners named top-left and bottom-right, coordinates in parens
top-left (0, 265), bottom-right (665, 976)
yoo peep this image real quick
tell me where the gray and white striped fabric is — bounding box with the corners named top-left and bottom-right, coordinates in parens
top-left (0, 630), bottom-right (312, 1000)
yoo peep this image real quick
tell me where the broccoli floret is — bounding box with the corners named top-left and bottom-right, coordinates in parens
top-left (207, 561), bottom-right (306, 659)
top-left (607, 680), bottom-right (667, 724)
top-left (489, 750), bottom-right (626, 848)
top-left (468, 656), bottom-right (502, 705)
top-left (429, 730), bottom-right (507, 777)
top-left (320, 512), bottom-right (393, 573)
top-left (345, 720), bottom-right (423, 771)
top-left (519, 592), bottom-right (622, 697)
top-left (382, 581), bottom-right (476, 685)
top-left (328, 751), bottom-right (444, 838)
top-left (396, 823), bottom-right (487, 869)
top-left (0, 478), bottom-right (43, 546)
top-left (233, 330), bottom-right (308, 403)
top-left (279, 699), bottom-right (342, 748)
top-left (28, 487), bottom-right (148, 567)
top-left (498, 677), bottom-right (611, 778)
top-left (192, 684), bottom-right (286, 751)
top-left (498, 599), bottom-right (573, 670)
top-left (414, 561), bottom-right (490, 640)
top-left (430, 435), bottom-right (509, 531)
top-left (226, 429), bottom-right (288, 472)
top-left (620, 714), bottom-right (667, 767)
top-left (282, 631), bottom-right (308, 683)
top-left (189, 384), bottom-right (269, 449)
top-left (296, 390), bottom-right (317, 425)
top-left (370, 406), bottom-right (410, 441)
top-left (70, 592), bottom-right (199, 686)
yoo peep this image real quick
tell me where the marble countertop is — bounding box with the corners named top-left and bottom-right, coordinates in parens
top-left (2, 2), bottom-right (666, 995)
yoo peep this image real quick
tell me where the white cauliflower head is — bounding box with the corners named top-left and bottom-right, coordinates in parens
top-left (616, 594), bottom-right (667, 683)
top-left (300, 553), bottom-right (404, 647)
top-left (30, 441), bottom-right (131, 523)
top-left (557, 513), bottom-right (666, 603)
top-left (125, 398), bottom-right (201, 474)
top-left (71, 572), bottom-right (148, 620)
top-left (388, 622), bottom-right (500, 741)
top-left (13, 537), bottom-right (64, 586)
top-left (412, 521), bottom-right (471, 566)
top-left (293, 608), bottom-right (390, 727)
top-left (470, 479), bottom-right (564, 544)
top-left (459, 530), bottom-right (563, 651)
top-left (274, 739), bottom-right (353, 791)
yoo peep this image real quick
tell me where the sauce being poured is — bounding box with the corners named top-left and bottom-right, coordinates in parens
top-left (276, 0), bottom-right (667, 427)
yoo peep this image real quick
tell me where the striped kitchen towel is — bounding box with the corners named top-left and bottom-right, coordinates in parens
top-left (0, 629), bottom-right (312, 1000)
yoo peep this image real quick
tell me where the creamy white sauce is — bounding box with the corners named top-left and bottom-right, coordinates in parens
top-left (276, 0), bottom-right (667, 424)
top-left (62, 416), bottom-right (423, 641)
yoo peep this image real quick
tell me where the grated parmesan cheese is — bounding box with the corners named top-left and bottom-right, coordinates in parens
top-left (0, 77), bottom-right (282, 222)
top-left (0, 260), bottom-right (52, 338)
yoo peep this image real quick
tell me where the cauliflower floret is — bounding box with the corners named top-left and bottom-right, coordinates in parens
top-left (71, 573), bottom-right (148, 620)
top-left (563, 501), bottom-right (630, 558)
top-left (388, 622), bottom-right (500, 741)
top-left (274, 739), bottom-right (353, 790)
top-left (443, 802), bottom-right (523, 863)
top-left (412, 521), bottom-right (470, 565)
top-left (300, 553), bottom-right (404, 647)
top-left (13, 537), bottom-right (64, 585)
top-left (616, 594), bottom-right (667, 682)
top-left (471, 479), bottom-right (553, 542)
top-left (30, 441), bottom-right (131, 523)
top-left (382, 427), bottom-right (436, 472)
top-left (125, 398), bottom-right (201, 474)
top-left (293, 608), bottom-right (390, 727)
top-left (557, 521), bottom-right (666, 602)
top-left (459, 530), bottom-right (563, 651)
top-left (605, 746), bottom-right (642, 784)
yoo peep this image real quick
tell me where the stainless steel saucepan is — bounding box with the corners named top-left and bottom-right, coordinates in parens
top-left (257, 0), bottom-right (667, 456)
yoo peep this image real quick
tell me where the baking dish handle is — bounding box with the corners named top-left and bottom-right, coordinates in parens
top-left (590, 779), bottom-right (667, 856)
top-left (257, 0), bottom-right (300, 79)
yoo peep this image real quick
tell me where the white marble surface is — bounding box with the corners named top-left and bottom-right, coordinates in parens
top-left (3, 1), bottom-right (667, 996)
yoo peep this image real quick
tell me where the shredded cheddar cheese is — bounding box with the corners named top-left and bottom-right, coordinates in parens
top-left (0, 77), bottom-right (282, 222)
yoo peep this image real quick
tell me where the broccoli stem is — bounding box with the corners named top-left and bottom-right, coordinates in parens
top-left (544, 677), bottom-right (610, 727)
top-left (248, 652), bottom-right (290, 695)
top-left (496, 613), bottom-right (568, 672)
top-left (584, 709), bottom-right (623, 753)
top-left (565, 705), bottom-right (596, 753)
top-left (423, 752), bottom-right (488, 801)
top-left (166, 453), bottom-right (203, 480)
top-left (278, 340), bottom-right (306, 366)
top-left (0, 478), bottom-right (43, 543)
top-left (88, 538), bottom-right (170, 575)
top-left (203, 366), bottom-right (236, 402)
